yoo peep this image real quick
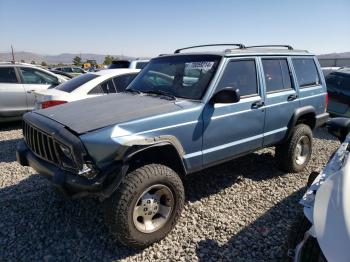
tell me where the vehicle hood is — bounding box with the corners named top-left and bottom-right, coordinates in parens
top-left (34, 93), bottom-right (185, 134)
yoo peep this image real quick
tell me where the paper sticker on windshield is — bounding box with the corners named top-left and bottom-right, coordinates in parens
top-left (185, 61), bottom-right (214, 71)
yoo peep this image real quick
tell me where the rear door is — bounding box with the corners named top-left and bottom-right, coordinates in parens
top-left (260, 57), bottom-right (300, 146)
top-left (0, 67), bottom-right (27, 117)
top-left (292, 57), bottom-right (326, 115)
top-left (18, 67), bottom-right (59, 111)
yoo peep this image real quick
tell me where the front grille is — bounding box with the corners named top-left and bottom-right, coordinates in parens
top-left (23, 121), bottom-right (59, 165)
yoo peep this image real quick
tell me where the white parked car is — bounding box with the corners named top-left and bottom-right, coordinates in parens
top-left (108, 59), bottom-right (149, 70)
top-left (0, 62), bottom-right (67, 122)
top-left (34, 69), bottom-right (140, 109)
top-left (290, 118), bottom-right (350, 262)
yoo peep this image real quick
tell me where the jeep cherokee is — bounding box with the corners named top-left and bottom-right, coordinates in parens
top-left (17, 44), bottom-right (329, 248)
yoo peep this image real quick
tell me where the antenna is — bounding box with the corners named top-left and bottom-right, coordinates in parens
top-left (11, 45), bottom-right (15, 63)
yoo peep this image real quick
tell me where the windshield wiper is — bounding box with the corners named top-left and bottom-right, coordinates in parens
top-left (125, 88), bottom-right (141, 94)
top-left (143, 89), bottom-right (176, 100)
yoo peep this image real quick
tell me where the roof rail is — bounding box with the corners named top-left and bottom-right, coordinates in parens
top-left (245, 45), bottom-right (293, 50)
top-left (174, 44), bottom-right (246, 54)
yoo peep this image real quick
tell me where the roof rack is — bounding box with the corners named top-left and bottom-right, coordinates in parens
top-left (245, 45), bottom-right (293, 50)
top-left (174, 44), bottom-right (246, 54)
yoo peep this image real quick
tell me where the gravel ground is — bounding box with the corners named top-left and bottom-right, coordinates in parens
top-left (0, 122), bottom-right (339, 262)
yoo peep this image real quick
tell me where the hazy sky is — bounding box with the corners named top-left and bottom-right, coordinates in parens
top-left (1, 0), bottom-right (349, 56)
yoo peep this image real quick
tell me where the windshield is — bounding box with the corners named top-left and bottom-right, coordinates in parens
top-left (54, 73), bottom-right (99, 92)
top-left (127, 55), bottom-right (221, 100)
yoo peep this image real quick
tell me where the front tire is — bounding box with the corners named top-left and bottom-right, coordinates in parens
top-left (103, 164), bottom-right (185, 248)
top-left (276, 124), bottom-right (313, 173)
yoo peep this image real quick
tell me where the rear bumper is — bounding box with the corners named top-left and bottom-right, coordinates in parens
top-left (16, 141), bottom-right (123, 199)
top-left (315, 112), bottom-right (329, 127)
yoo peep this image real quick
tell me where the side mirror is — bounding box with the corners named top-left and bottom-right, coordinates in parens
top-left (211, 87), bottom-right (240, 104)
top-left (326, 117), bottom-right (350, 142)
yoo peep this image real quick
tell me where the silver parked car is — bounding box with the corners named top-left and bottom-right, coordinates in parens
top-left (0, 62), bottom-right (67, 122)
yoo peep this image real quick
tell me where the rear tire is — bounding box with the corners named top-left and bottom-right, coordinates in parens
top-left (276, 124), bottom-right (313, 173)
top-left (103, 164), bottom-right (184, 248)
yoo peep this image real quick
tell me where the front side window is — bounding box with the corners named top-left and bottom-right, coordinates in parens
top-left (292, 58), bottom-right (320, 87)
top-left (20, 67), bottom-right (58, 85)
top-left (262, 59), bottom-right (292, 93)
top-left (216, 59), bottom-right (258, 97)
top-left (0, 67), bottom-right (18, 83)
top-left (127, 55), bottom-right (221, 100)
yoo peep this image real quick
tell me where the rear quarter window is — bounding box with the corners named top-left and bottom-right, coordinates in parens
top-left (292, 58), bottom-right (321, 88)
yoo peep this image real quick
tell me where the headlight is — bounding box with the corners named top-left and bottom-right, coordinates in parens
top-left (56, 143), bottom-right (76, 169)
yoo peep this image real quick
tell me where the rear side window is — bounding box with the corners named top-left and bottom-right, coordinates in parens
top-left (292, 58), bottom-right (321, 88)
top-left (217, 59), bottom-right (258, 97)
top-left (262, 59), bottom-right (292, 93)
top-left (0, 67), bottom-right (18, 83)
top-left (113, 73), bottom-right (137, 92)
top-left (55, 73), bottom-right (98, 92)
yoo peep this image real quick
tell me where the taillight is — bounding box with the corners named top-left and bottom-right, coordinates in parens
top-left (41, 100), bottom-right (67, 109)
top-left (325, 93), bottom-right (329, 112)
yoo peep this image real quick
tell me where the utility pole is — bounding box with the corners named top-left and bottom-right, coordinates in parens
top-left (11, 45), bottom-right (15, 63)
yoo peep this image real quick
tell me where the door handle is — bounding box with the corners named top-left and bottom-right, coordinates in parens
top-left (287, 94), bottom-right (298, 101)
top-left (251, 101), bottom-right (264, 109)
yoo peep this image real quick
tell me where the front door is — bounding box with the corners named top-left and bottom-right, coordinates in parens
top-left (0, 67), bottom-right (27, 117)
top-left (202, 58), bottom-right (265, 166)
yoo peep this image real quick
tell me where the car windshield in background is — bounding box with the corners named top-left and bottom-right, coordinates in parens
top-left (127, 55), bottom-right (221, 100)
top-left (108, 61), bottom-right (130, 69)
top-left (54, 73), bottom-right (99, 92)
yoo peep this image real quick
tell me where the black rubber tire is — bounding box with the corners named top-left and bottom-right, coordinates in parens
top-left (103, 164), bottom-right (185, 248)
top-left (287, 215), bottom-right (326, 262)
top-left (276, 124), bottom-right (313, 173)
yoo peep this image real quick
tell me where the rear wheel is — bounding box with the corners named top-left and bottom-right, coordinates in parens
top-left (103, 164), bottom-right (184, 248)
top-left (276, 124), bottom-right (313, 172)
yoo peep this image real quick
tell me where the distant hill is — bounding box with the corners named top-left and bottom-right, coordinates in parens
top-left (317, 52), bottom-right (350, 59)
top-left (1, 51), bottom-right (349, 65)
top-left (0, 51), bottom-right (136, 65)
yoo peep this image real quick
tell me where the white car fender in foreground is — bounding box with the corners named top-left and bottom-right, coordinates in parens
top-left (313, 156), bottom-right (350, 262)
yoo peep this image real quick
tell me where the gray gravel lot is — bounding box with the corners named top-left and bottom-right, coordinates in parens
top-left (0, 122), bottom-right (339, 262)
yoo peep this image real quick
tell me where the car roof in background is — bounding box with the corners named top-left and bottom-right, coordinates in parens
top-left (91, 68), bottom-right (140, 76)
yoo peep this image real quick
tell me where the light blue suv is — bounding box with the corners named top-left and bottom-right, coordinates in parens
top-left (17, 44), bottom-right (329, 247)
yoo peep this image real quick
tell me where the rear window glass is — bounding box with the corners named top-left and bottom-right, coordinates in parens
top-left (292, 58), bottom-right (321, 87)
top-left (326, 73), bottom-right (350, 91)
top-left (108, 61), bottom-right (130, 69)
top-left (55, 74), bottom-right (98, 92)
top-left (0, 67), bottom-right (18, 83)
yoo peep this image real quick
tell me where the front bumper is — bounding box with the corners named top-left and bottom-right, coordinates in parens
top-left (17, 141), bottom-right (124, 199)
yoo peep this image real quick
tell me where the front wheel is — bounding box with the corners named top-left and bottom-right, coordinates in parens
top-left (103, 164), bottom-right (185, 248)
top-left (276, 124), bottom-right (313, 173)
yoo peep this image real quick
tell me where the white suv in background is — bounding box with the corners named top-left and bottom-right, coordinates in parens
top-left (0, 62), bottom-right (67, 122)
